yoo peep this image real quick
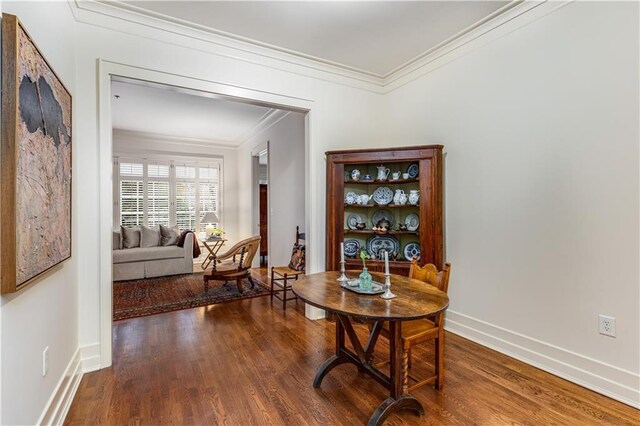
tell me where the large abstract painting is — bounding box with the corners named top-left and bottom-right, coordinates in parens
top-left (1, 14), bottom-right (72, 293)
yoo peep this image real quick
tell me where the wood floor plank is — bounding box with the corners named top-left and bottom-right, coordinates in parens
top-left (65, 271), bottom-right (639, 426)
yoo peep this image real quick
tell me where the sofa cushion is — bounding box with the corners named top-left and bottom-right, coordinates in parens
top-left (160, 224), bottom-right (180, 246)
top-left (113, 246), bottom-right (186, 264)
top-left (121, 226), bottom-right (140, 248)
top-left (113, 230), bottom-right (122, 250)
top-left (140, 225), bottom-right (160, 248)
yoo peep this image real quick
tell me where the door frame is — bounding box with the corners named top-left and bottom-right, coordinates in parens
top-left (97, 60), bottom-right (314, 368)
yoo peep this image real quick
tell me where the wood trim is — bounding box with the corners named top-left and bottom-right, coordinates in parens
top-left (1, 14), bottom-right (19, 293)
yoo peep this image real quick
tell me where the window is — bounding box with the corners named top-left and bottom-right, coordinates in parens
top-left (114, 158), bottom-right (222, 231)
top-left (119, 162), bottom-right (144, 227)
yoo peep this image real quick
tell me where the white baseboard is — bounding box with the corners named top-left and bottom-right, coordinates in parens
top-left (445, 311), bottom-right (640, 409)
top-left (80, 342), bottom-right (102, 373)
top-left (37, 348), bottom-right (84, 425)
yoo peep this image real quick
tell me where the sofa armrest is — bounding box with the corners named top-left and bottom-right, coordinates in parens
top-left (182, 232), bottom-right (194, 261)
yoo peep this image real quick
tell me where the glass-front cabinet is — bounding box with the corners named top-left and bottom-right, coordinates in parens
top-left (325, 146), bottom-right (444, 276)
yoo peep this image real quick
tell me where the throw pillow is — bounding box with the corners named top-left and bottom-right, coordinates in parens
top-left (140, 225), bottom-right (160, 248)
top-left (112, 230), bottom-right (121, 250)
top-left (288, 243), bottom-right (305, 271)
top-left (121, 226), bottom-right (140, 249)
top-left (159, 224), bottom-right (179, 246)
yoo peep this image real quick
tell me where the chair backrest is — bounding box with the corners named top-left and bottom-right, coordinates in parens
top-left (226, 235), bottom-right (261, 270)
top-left (408, 260), bottom-right (452, 295)
top-left (295, 226), bottom-right (305, 244)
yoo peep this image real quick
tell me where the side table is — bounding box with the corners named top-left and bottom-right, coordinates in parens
top-left (200, 238), bottom-right (227, 270)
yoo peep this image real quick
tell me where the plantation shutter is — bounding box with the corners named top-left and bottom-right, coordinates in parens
top-left (119, 162), bottom-right (144, 227)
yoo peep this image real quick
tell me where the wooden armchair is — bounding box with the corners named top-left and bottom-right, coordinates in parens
top-left (203, 235), bottom-right (261, 294)
top-left (378, 259), bottom-right (451, 393)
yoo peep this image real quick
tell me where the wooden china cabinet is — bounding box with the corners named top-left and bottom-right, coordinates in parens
top-left (325, 145), bottom-right (444, 276)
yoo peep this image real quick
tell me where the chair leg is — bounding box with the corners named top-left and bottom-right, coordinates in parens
top-left (402, 343), bottom-right (410, 395)
top-left (204, 276), bottom-right (209, 292)
top-left (435, 327), bottom-right (445, 390)
top-left (282, 274), bottom-right (288, 311)
top-left (408, 346), bottom-right (412, 369)
top-left (236, 278), bottom-right (243, 294)
top-left (270, 268), bottom-right (275, 304)
top-left (247, 275), bottom-right (255, 289)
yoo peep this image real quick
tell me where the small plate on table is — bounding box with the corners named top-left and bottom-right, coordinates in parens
top-left (341, 280), bottom-right (385, 295)
top-left (344, 239), bottom-right (360, 258)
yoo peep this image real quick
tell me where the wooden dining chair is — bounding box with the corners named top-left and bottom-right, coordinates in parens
top-left (270, 226), bottom-right (305, 310)
top-left (203, 235), bottom-right (261, 294)
top-left (378, 259), bottom-right (451, 394)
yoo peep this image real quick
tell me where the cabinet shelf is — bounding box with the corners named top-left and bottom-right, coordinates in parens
top-left (344, 229), bottom-right (419, 236)
top-left (345, 203), bottom-right (420, 209)
top-left (344, 177), bottom-right (419, 184)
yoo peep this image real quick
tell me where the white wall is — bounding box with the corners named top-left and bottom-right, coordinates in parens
top-left (386, 1), bottom-right (639, 406)
top-left (239, 113), bottom-right (306, 267)
top-left (0, 2), bottom-right (78, 424)
top-left (112, 130), bottom-right (240, 242)
top-left (74, 8), bottom-right (387, 366)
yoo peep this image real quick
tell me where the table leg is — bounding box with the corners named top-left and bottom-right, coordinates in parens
top-left (313, 312), bottom-right (347, 388)
top-left (368, 321), bottom-right (424, 426)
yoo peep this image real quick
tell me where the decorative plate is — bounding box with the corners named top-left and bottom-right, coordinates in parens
top-left (403, 242), bottom-right (421, 261)
top-left (407, 163), bottom-right (419, 179)
top-left (366, 235), bottom-right (399, 257)
top-left (404, 213), bottom-right (420, 231)
top-left (344, 239), bottom-right (360, 258)
top-left (371, 209), bottom-right (395, 228)
top-left (341, 280), bottom-right (386, 295)
top-left (346, 213), bottom-right (364, 230)
top-left (372, 186), bottom-right (393, 205)
top-left (345, 191), bottom-right (358, 205)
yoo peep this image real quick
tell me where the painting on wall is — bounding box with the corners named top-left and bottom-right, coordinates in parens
top-left (1, 14), bottom-right (72, 293)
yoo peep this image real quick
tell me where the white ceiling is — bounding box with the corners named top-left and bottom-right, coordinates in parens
top-left (116, 1), bottom-right (511, 77)
top-left (111, 79), bottom-right (277, 144)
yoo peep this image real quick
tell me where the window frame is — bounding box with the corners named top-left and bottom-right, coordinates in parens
top-left (113, 156), bottom-right (223, 233)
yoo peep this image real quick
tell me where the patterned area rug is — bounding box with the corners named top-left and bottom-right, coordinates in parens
top-left (113, 271), bottom-right (268, 321)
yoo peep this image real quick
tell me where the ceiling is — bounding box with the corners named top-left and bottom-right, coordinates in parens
top-left (111, 79), bottom-right (278, 145)
top-left (114, 1), bottom-right (511, 77)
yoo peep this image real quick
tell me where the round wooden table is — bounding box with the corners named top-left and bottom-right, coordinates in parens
top-left (292, 271), bottom-right (449, 426)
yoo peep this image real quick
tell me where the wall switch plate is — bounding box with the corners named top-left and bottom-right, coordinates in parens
top-left (598, 315), bottom-right (616, 337)
top-left (42, 347), bottom-right (49, 376)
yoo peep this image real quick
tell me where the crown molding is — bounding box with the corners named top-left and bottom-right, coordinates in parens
top-left (72, 0), bottom-right (566, 93)
top-left (72, 0), bottom-right (386, 93)
top-left (112, 128), bottom-right (238, 150)
top-left (235, 108), bottom-right (290, 145)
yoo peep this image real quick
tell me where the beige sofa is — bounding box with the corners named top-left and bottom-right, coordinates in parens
top-left (112, 231), bottom-right (194, 281)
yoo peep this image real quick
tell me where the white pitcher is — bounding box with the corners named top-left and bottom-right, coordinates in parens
top-left (376, 165), bottom-right (390, 181)
top-left (393, 189), bottom-right (405, 205)
top-left (408, 190), bottom-right (420, 205)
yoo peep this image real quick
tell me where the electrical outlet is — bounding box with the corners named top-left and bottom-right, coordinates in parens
top-left (598, 315), bottom-right (616, 337)
top-left (42, 347), bottom-right (49, 376)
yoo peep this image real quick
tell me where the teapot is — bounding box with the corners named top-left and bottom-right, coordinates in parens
top-left (376, 165), bottom-right (390, 181)
top-left (357, 194), bottom-right (373, 205)
top-left (408, 189), bottom-right (420, 205)
top-left (393, 189), bottom-right (407, 205)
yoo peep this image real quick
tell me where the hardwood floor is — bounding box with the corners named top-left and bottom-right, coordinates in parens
top-left (65, 272), bottom-right (638, 425)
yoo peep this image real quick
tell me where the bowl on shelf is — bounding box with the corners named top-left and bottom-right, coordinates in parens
top-left (355, 222), bottom-right (367, 230)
